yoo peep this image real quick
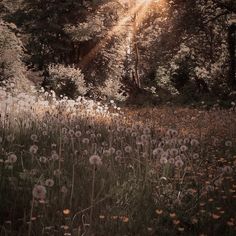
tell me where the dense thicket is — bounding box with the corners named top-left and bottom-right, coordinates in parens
top-left (0, 0), bottom-right (235, 103)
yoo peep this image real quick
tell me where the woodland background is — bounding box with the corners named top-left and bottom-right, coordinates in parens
top-left (0, 0), bottom-right (236, 105)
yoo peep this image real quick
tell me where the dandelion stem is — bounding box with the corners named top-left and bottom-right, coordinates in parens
top-left (70, 164), bottom-right (75, 209)
top-left (89, 165), bottom-right (96, 232)
top-left (28, 197), bottom-right (34, 236)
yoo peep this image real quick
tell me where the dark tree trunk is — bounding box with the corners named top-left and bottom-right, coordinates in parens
top-left (228, 23), bottom-right (236, 87)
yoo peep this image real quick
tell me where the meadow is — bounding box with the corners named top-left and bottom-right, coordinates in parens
top-left (0, 89), bottom-right (236, 236)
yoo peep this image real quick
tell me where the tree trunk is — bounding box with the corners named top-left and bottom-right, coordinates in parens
top-left (228, 23), bottom-right (236, 87)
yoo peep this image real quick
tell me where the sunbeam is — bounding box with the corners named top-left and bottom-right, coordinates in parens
top-left (79, 0), bottom-right (154, 69)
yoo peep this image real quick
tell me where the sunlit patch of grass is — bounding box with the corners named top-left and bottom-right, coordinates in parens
top-left (0, 89), bottom-right (236, 235)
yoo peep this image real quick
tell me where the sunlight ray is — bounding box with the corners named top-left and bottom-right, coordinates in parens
top-left (79, 1), bottom-right (152, 69)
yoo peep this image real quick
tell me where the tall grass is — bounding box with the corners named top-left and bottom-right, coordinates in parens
top-left (0, 90), bottom-right (236, 235)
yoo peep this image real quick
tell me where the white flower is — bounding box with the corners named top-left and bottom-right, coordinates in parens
top-left (124, 146), bottom-right (132, 153)
top-left (30, 134), bottom-right (38, 142)
top-left (180, 145), bottom-right (188, 152)
top-left (32, 185), bottom-right (46, 199)
top-left (160, 158), bottom-right (168, 164)
top-left (153, 148), bottom-right (163, 156)
top-left (39, 156), bottom-right (47, 163)
top-left (6, 134), bottom-right (15, 142)
top-left (225, 141), bottom-right (232, 147)
top-left (175, 159), bottom-right (184, 168)
top-left (82, 138), bottom-right (89, 144)
top-left (29, 145), bottom-right (38, 154)
top-left (190, 139), bottom-right (199, 146)
top-left (51, 152), bottom-right (59, 160)
top-left (7, 153), bottom-right (17, 163)
top-left (75, 130), bottom-right (82, 138)
top-left (45, 179), bottom-right (54, 187)
top-left (89, 154), bottom-right (102, 166)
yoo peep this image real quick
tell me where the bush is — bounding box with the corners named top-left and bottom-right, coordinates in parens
top-left (0, 20), bottom-right (31, 91)
top-left (45, 64), bottom-right (88, 99)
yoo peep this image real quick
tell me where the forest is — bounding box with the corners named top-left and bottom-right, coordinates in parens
top-left (0, 0), bottom-right (236, 235)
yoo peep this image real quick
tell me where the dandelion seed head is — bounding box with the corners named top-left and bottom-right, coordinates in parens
top-left (89, 154), bottom-right (102, 166)
top-left (29, 144), bottom-right (38, 154)
top-left (124, 146), bottom-right (132, 153)
top-left (180, 145), bottom-right (188, 152)
top-left (75, 130), bottom-right (82, 138)
top-left (7, 153), bottom-right (17, 163)
top-left (45, 178), bottom-right (54, 187)
top-left (190, 139), bottom-right (199, 146)
top-left (32, 185), bottom-right (46, 200)
top-left (160, 157), bottom-right (168, 164)
top-left (82, 138), bottom-right (89, 144)
top-left (175, 159), bottom-right (184, 168)
top-left (153, 148), bottom-right (163, 156)
top-left (39, 156), bottom-right (47, 163)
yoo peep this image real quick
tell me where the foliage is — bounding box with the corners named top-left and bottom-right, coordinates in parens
top-left (0, 20), bottom-right (32, 91)
top-left (45, 64), bottom-right (87, 98)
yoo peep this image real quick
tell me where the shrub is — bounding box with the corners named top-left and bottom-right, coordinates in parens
top-left (0, 20), bottom-right (31, 91)
top-left (45, 64), bottom-right (88, 99)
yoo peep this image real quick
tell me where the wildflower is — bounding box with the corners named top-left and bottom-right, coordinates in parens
top-left (89, 154), bottom-right (102, 166)
top-left (160, 158), bottom-right (168, 164)
top-left (6, 134), bottom-right (15, 142)
top-left (82, 138), bottom-right (89, 144)
top-left (183, 138), bottom-right (190, 144)
top-left (190, 139), bottom-right (199, 146)
top-left (30, 134), bottom-right (38, 142)
top-left (109, 147), bottom-right (116, 154)
top-left (61, 186), bottom-right (68, 194)
top-left (42, 131), bottom-right (48, 136)
top-left (63, 209), bottom-right (70, 215)
top-left (170, 148), bottom-right (178, 156)
top-left (115, 156), bottom-right (122, 162)
top-left (169, 158), bottom-right (175, 164)
top-left (178, 227), bottom-right (184, 232)
top-left (7, 153), bottom-right (17, 164)
top-left (180, 145), bottom-right (188, 152)
top-left (51, 143), bottom-right (57, 149)
top-left (32, 185), bottom-right (46, 200)
top-left (29, 144), bottom-right (38, 154)
top-left (116, 150), bottom-right (122, 156)
top-left (175, 159), bottom-right (184, 168)
top-left (53, 169), bottom-right (62, 177)
top-left (173, 220), bottom-right (180, 225)
top-left (212, 213), bottom-right (221, 220)
top-left (222, 166), bottom-right (233, 174)
top-left (155, 209), bottom-right (163, 215)
top-left (167, 129), bottom-right (178, 137)
top-left (39, 156), bottom-right (47, 163)
top-left (143, 127), bottom-right (151, 135)
top-left (68, 130), bottom-right (74, 136)
top-left (103, 150), bottom-right (110, 156)
top-left (153, 148), bottom-right (163, 156)
top-left (225, 141), bottom-right (232, 147)
top-left (169, 213), bottom-right (176, 218)
top-left (62, 128), bottom-right (67, 135)
top-left (45, 179), bottom-right (54, 187)
top-left (192, 153), bottom-right (199, 159)
top-left (51, 152), bottom-right (59, 160)
top-left (75, 131), bottom-right (82, 138)
top-left (161, 152), bottom-right (168, 159)
top-left (124, 146), bottom-right (132, 153)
